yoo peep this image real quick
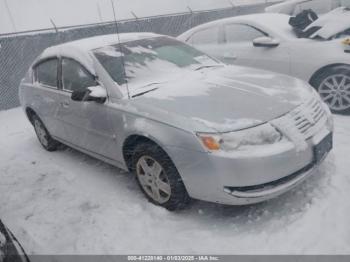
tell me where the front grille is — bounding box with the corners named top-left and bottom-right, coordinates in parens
top-left (289, 98), bottom-right (327, 139)
top-left (271, 97), bottom-right (329, 150)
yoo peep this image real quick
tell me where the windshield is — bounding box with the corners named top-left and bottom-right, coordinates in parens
top-left (93, 37), bottom-right (220, 94)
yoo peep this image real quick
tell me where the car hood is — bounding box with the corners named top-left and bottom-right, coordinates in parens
top-left (129, 66), bottom-right (315, 133)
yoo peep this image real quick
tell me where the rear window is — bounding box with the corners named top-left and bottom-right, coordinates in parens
top-left (34, 58), bottom-right (58, 88)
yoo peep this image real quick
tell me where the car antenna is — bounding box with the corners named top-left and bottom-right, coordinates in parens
top-left (110, 0), bottom-right (131, 99)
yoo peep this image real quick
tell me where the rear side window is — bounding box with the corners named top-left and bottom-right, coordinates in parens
top-left (225, 24), bottom-right (266, 43)
top-left (62, 58), bottom-right (97, 92)
top-left (34, 58), bottom-right (58, 88)
top-left (189, 27), bottom-right (219, 45)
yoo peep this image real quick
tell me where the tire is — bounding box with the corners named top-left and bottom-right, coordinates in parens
top-left (132, 142), bottom-right (190, 211)
top-left (32, 114), bottom-right (60, 151)
top-left (312, 65), bottom-right (350, 115)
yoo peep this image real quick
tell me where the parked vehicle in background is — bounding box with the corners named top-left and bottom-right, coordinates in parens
top-left (265, 0), bottom-right (349, 15)
top-left (0, 220), bottom-right (29, 262)
top-left (178, 11), bottom-right (350, 114)
top-left (19, 33), bottom-right (333, 210)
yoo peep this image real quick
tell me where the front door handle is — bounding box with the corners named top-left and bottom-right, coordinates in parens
top-left (60, 101), bottom-right (70, 108)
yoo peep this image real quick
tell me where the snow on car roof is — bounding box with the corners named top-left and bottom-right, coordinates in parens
top-left (36, 32), bottom-right (161, 74)
top-left (226, 13), bottom-right (295, 38)
top-left (50, 32), bottom-right (161, 52)
top-left (179, 13), bottom-right (296, 40)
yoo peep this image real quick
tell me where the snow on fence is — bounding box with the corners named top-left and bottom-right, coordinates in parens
top-left (0, 2), bottom-right (275, 110)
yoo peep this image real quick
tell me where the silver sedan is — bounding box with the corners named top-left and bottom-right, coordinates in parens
top-left (19, 33), bottom-right (333, 210)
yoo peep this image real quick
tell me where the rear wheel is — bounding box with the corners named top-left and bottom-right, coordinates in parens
top-left (312, 66), bottom-right (350, 114)
top-left (132, 143), bottom-right (190, 211)
top-left (32, 115), bottom-right (60, 151)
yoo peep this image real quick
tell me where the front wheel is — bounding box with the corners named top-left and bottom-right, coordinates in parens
top-left (313, 66), bottom-right (350, 115)
top-left (132, 143), bottom-right (190, 211)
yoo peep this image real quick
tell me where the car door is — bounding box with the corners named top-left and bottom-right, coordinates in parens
top-left (32, 57), bottom-right (66, 139)
top-left (187, 25), bottom-right (223, 58)
top-left (57, 57), bottom-right (120, 160)
top-left (220, 23), bottom-right (291, 75)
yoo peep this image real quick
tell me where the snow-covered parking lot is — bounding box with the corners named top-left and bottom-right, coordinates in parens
top-left (0, 107), bottom-right (349, 254)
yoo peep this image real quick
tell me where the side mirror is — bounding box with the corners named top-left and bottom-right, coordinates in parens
top-left (71, 90), bottom-right (86, 102)
top-left (87, 85), bottom-right (107, 102)
top-left (71, 85), bottom-right (107, 103)
top-left (253, 37), bottom-right (280, 48)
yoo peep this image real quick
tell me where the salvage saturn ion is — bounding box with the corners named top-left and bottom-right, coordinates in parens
top-left (19, 33), bottom-right (333, 210)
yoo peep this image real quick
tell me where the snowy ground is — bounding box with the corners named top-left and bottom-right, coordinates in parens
top-left (0, 107), bottom-right (349, 255)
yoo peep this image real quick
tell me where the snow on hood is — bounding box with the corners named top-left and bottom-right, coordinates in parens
top-left (131, 66), bottom-right (315, 133)
top-left (307, 7), bottom-right (350, 39)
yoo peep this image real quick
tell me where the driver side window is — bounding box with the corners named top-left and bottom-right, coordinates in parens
top-left (188, 26), bottom-right (219, 45)
top-left (62, 58), bottom-right (97, 92)
top-left (225, 24), bottom-right (266, 43)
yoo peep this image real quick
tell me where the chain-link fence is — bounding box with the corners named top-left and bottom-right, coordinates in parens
top-left (0, 3), bottom-right (272, 110)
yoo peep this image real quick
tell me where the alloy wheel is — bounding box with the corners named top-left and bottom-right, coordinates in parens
top-left (136, 156), bottom-right (171, 204)
top-left (318, 74), bottom-right (350, 112)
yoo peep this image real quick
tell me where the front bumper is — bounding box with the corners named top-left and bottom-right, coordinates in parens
top-left (223, 160), bottom-right (319, 204)
top-left (166, 126), bottom-right (332, 205)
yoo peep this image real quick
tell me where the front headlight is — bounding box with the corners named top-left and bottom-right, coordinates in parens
top-left (197, 123), bottom-right (282, 152)
top-left (321, 101), bottom-right (334, 131)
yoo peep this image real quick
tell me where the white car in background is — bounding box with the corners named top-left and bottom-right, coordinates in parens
top-left (265, 0), bottom-right (350, 15)
top-left (265, 0), bottom-right (348, 15)
top-left (178, 10), bottom-right (350, 114)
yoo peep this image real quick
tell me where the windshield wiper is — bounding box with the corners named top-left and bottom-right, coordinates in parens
top-left (132, 88), bottom-right (159, 98)
top-left (194, 65), bottom-right (223, 71)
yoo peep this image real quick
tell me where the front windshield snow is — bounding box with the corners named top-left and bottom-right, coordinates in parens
top-left (93, 37), bottom-right (219, 91)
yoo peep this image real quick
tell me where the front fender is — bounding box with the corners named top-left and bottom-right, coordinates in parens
top-left (121, 114), bottom-right (205, 154)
